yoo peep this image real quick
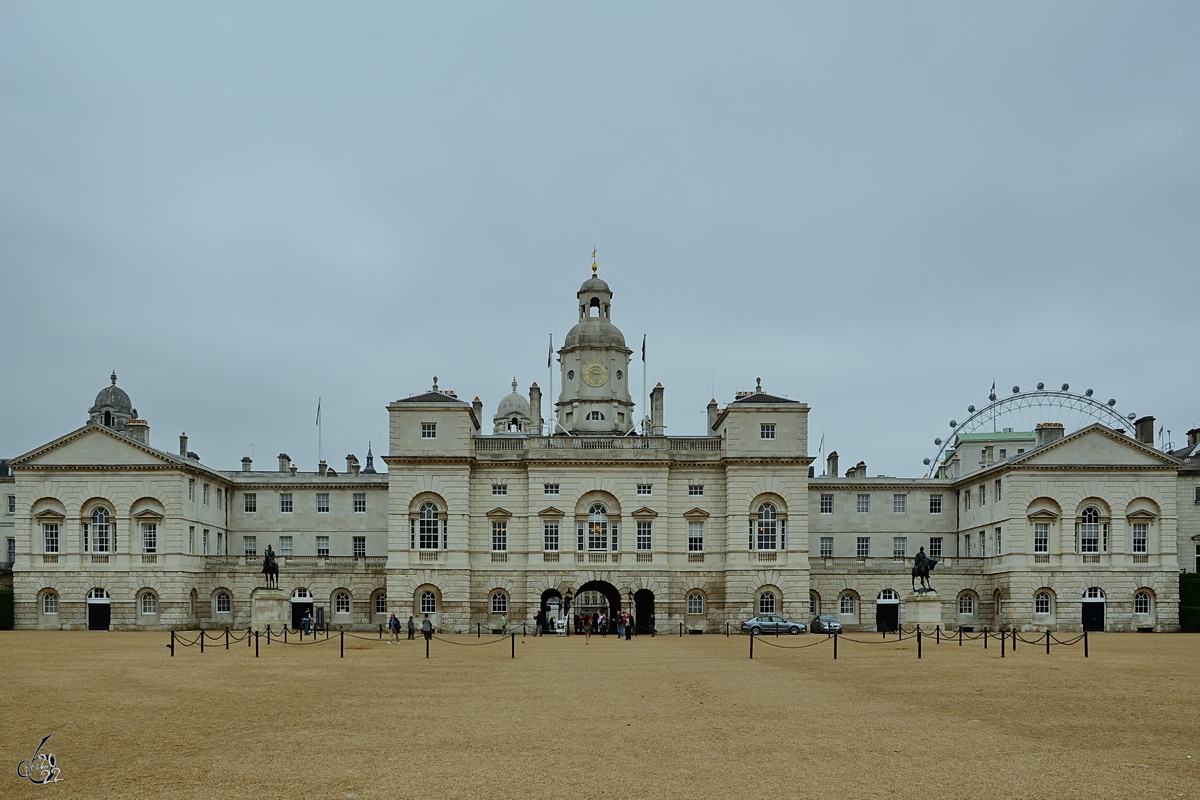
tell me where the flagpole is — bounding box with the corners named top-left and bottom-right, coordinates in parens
top-left (642, 334), bottom-right (647, 434)
top-left (317, 398), bottom-right (322, 463)
top-left (547, 334), bottom-right (554, 436)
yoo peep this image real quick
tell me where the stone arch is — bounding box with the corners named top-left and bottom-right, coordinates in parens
top-left (574, 490), bottom-right (621, 516)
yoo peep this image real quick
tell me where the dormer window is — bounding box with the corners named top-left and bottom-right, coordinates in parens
top-left (586, 411), bottom-right (605, 421)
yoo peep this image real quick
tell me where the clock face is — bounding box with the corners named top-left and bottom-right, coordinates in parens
top-left (582, 362), bottom-right (609, 387)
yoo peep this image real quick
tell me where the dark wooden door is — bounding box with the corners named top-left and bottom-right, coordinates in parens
top-left (87, 603), bottom-right (110, 631)
top-left (876, 604), bottom-right (899, 632)
top-left (1082, 603), bottom-right (1105, 632)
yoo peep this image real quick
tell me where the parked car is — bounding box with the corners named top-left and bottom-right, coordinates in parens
top-left (810, 615), bottom-right (843, 634)
top-left (739, 615), bottom-right (806, 635)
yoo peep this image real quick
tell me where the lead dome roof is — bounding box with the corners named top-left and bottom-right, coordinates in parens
top-left (496, 380), bottom-right (530, 417)
top-left (90, 372), bottom-right (132, 414)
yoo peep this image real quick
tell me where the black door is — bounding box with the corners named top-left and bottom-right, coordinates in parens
top-left (87, 603), bottom-right (110, 631)
top-left (876, 604), bottom-right (899, 632)
top-left (634, 589), bottom-right (654, 634)
top-left (291, 602), bottom-right (313, 630)
top-left (1082, 603), bottom-right (1105, 632)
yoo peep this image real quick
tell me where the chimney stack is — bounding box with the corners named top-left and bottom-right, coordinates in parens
top-left (1035, 422), bottom-right (1065, 447)
top-left (707, 399), bottom-right (720, 433)
top-left (179, 433), bottom-right (188, 457)
top-left (1188, 428), bottom-right (1200, 447)
top-left (849, 461), bottom-right (867, 478)
top-left (472, 397), bottom-right (484, 431)
top-left (650, 383), bottom-right (665, 435)
top-left (125, 419), bottom-right (149, 444)
top-left (278, 453), bottom-right (290, 472)
top-left (241, 457), bottom-right (252, 472)
top-left (1134, 416), bottom-right (1155, 446)
top-left (827, 450), bottom-right (839, 478)
top-left (346, 454), bottom-right (359, 475)
top-left (529, 383), bottom-right (543, 433)
top-left (318, 459), bottom-right (328, 477)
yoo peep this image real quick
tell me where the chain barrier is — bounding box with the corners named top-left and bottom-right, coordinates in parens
top-left (431, 634), bottom-right (513, 647)
top-left (752, 635), bottom-right (831, 650)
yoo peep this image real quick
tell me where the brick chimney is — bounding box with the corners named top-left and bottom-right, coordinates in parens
top-left (278, 453), bottom-right (290, 472)
top-left (1188, 428), bottom-right (1200, 447)
top-left (179, 432), bottom-right (188, 457)
top-left (650, 383), bottom-right (665, 435)
top-left (707, 399), bottom-right (720, 433)
top-left (827, 451), bottom-right (839, 478)
top-left (1035, 423), bottom-right (1064, 447)
top-left (1134, 416), bottom-right (1155, 446)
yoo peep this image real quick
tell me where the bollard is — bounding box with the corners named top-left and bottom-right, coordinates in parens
top-left (726, 622), bottom-right (730, 637)
top-left (170, 630), bottom-right (175, 657)
top-left (833, 631), bottom-right (838, 660)
top-left (917, 627), bottom-right (922, 659)
top-left (284, 627), bottom-right (288, 643)
top-left (898, 625), bottom-right (903, 641)
top-left (1045, 629), bottom-right (1050, 655)
top-left (1084, 629), bottom-right (1088, 658)
top-left (511, 632), bottom-right (515, 659)
top-left (378, 623), bottom-right (382, 640)
top-left (248, 627), bottom-right (252, 647)
top-left (341, 630), bottom-right (344, 658)
top-left (1001, 629), bottom-right (1005, 658)
top-left (425, 634), bottom-right (430, 659)
top-left (1012, 628), bottom-right (1017, 652)
top-left (750, 632), bottom-right (754, 660)
top-left (477, 623), bottom-right (480, 638)
top-left (984, 627), bottom-right (988, 649)
top-left (200, 629), bottom-right (205, 653)
top-left (936, 625), bottom-right (940, 644)
top-left (680, 622), bottom-right (683, 637)
top-left (958, 627), bottom-right (963, 646)
top-left (226, 626), bottom-right (230, 649)
top-left (267, 627), bottom-right (271, 646)
top-left (254, 630), bottom-right (259, 657)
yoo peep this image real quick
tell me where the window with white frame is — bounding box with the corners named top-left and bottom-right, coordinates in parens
top-left (280, 493), bottom-right (293, 513)
top-left (544, 484), bottom-right (559, 495)
top-left (418, 503), bottom-right (441, 549)
top-left (374, 593), bottom-right (387, 614)
top-left (637, 484), bottom-right (652, 495)
top-left (543, 522), bottom-right (559, 552)
top-left (243, 536), bottom-right (256, 556)
top-left (202, 529), bottom-right (209, 555)
top-left (1034, 591), bottom-right (1051, 615)
top-left (637, 521), bottom-right (652, 551)
top-left (958, 594), bottom-right (975, 615)
top-left (819, 536), bottom-right (833, 558)
top-left (88, 508), bottom-right (111, 553)
top-left (1079, 507), bottom-right (1102, 553)
top-left (491, 593), bottom-right (507, 614)
top-left (42, 591), bottom-right (58, 614)
top-left (1133, 523), bottom-right (1148, 553)
top-left (335, 592), bottom-right (351, 613)
top-left (820, 494), bottom-right (833, 514)
top-left (203, 483), bottom-right (209, 505)
top-left (1134, 591), bottom-right (1151, 615)
top-left (857, 494), bottom-right (870, 513)
top-left (893, 494), bottom-right (907, 513)
top-left (995, 480), bottom-right (1002, 502)
top-left (586, 411), bottom-right (605, 421)
top-left (929, 494), bottom-right (942, 514)
top-left (244, 493), bottom-right (257, 512)
top-left (856, 537), bottom-right (870, 559)
top-left (189, 479), bottom-right (195, 501)
top-left (43, 523), bottom-right (59, 553)
top-left (421, 422), bottom-right (436, 439)
top-left (688, 521), bottom-right (704, 552)
top-left (929, 537), bottom-right (942, 558)
top-left (760, 423), bottom-right (776, 440)
top-left (1083, 587), bottom-right (1105, 600)
top-left (1034, 523), bottom-right (1049, 553)
top-left (994, 527), bottom-right (1002, 554)
top-left (216, 592), bottom-right (231, 613)
top-left (7, 495), bottom-right (15, 513)
top-left (979, 485), bottom-right (985, 506)
top-left (217, 531), bottom-right (224, 554)
top-left (420, 591), bottom-right (436, 613)
top-left (687, 592), bottom-right (704, 615)
top-left (1195, 486), bottom-right (1200, 504)
top-left (316, 536), bottom-right (329, 557)
top-left (965, 491), bottom-right (971, 511)
top-left (979, 531), bottom-right (986, 556)
top-left (353, 536), bottom-right (366, 558)
top-left (756, 503), bottom-right (778, 550)
top-left (893, 537), bottom-right (907, 559)
top-left (188, 526), bottom-right (195, 554)
top-left (689, 485), bottom-right (704, 496)
top-left (964, 534), bottom-right (971, 556)
top-left (316, 493), bottom-right (329, 513)
top-left (279, 535), bottom-right (293, 556)
top-left (839, 593), bottom-right (855, 615)
top-left (758, 591), bottom-right (776, 614)
top-left (142, 523), bottom-right (157, 553)
top-left (140, 592), bottom-right (157, 614)
top-left (491, 521), bottom-right (508, 552)
top-left (999, 449), bottom-right (1007, 459)
top-left (587, 504), bottom-right (609, 551)
top-left (492, 484), bottom-right (507, 496)
top-left (353, 493), bottom-right (366, 513)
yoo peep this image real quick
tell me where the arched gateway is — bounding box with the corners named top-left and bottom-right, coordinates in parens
top-left (573, 580), bottom-right (622, 634)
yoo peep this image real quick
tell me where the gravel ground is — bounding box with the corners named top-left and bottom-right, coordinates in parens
top-left (2, 629), bottom-right (1196, 799)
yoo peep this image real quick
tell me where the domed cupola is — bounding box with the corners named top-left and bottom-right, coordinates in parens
top-left (89, 371), bottom-right (135, 431)
top-left (494, 378), bottom-right (532, 433)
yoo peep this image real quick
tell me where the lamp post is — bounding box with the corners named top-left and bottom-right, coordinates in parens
top-left (564, 590), bottom-right (573, 636)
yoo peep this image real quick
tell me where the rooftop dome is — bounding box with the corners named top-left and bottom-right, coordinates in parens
top-left (578, 274), bottom-right (611, 294)
top-left (90, 371), bottom-right (132, 414)
top-left (497, 379), bottom-right (530, 418)
top-left (564, 319), bottom-right (626, 348)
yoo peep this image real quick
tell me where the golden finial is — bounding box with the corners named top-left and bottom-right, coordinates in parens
top-left (591, 247), bottom-right (598, 275)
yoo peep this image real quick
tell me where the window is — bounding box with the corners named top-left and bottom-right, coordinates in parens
top-left (756, 503), bottom-right (778, 551)
top-left (316, 536), bottom-right (329, 557)
top-left (335, 592), bottom-right (351, 614)
top-left (958, 594), bottom-right (975, 615)
top-left (995, 527), bottom-right (1002, 554)
top-left (418, 503), bottom-right (440, 550)
top-left (1084, 587), bottom-right (1105, 600)
top-left (1134, 591), bottom-right (1151, 615)
top-left (760, 423), bottom-right (776, 440)
top-left (688, 521), bottom-right (704, 552)
top-left (586, 411), bottom-right (605, 421)
top-left (689, 485), bottom-right (704, 496)
top-left (492, 484), bottom-right (507, 496)
top-left (759, 591), bottom-right (776, 614)
top-left (217, 531), bottom-right (224, 554)
top-left (491, 593), bottom-right (507, 614)
top-left (999, 449), bottom-right (1007, 459)
top-left (965, 491), bottom-right (971, 511)
top-left (809, 592), bottom-right (818, 615)
top-left (893, 494), bottom-right (907, 514)
top-left (420, 591), bottom-right (436, 614)
top-left (857, 494), bottom-right (870, 513)
top-left (421, 422), bottom-right (437, 439)
top-left (1018, 449), bottom-right (1025, 455)
top-left (637, 484), bottom-right (652, 495)
top-left (353, 493), bottom-right (366, 513)
top-left (893, 537), bottom-right (907, 559)
top-left (979, 485), bottom-right (986, 507)
top-left (688, 592), bottom-right (704, 615)
top-left (637, 521), bottom-right (653, 551)
top-left (244, 493), bottom-right (257, 513)
top-left (243, 536), bottom-right (256, 556)
top-left (203, 483), bottom-right (209, 505)
top-left (353, 536), bottom-right (366, 558)
top-left (543, 522), bottom-right (559, 552)
top-left (820, 494), bottom-right (833, 514)
top-left (375, 593), bottom-right (387, 614)
top-left (202, 529), bottom-right (209, 555)
top-left (856, 537), bottom-right (870, 559)
top-left (1034, 523), bottom-right (1049, 553)
top-left (140, 592), bottom-right (157, 615)
top-left (188, 526), bottom-right (194, 554)
top-left (280, 493), bottom-right (293, 513)
top-left (216, 592), bottom-right (231, 613)
top-left (316, 493), bottom-right (329, 513)
top-left (995, 480), bottom-right (1002, 502)
top-left (42, 592), bottom-right (58, 615)
top-left (1195, 486), bottom-right (1200, 504)
top-left (217, 489), bottom-right (222, 510)
top-left (964, 534), bottom-right (971, 556)
top-left (43, 524), bottom-right (59, 554)
top-left (979, 531), bottom-right (986, 556)
top-left (1132, 522), bottom-right (1148, 554)
top-left (491, 521), bottom-right (508, 552)
top-left (142, 523), bottom-right (157, 554)
top-left (279, 535), bottom-right (293, 556)
top-left (189, 480), bottom-right (195, 501)
top-left (88, 508), bottom-right (111, 553)
top-left (587, 504), bottom-right (609, 551)
top-left (929, 494), bottom-right (942, 514)
top-left (1080, 507), bottom-right (1101, 553)
top-left (544, 484), bottom-right (559, 495)
top-left (6, 495), bottom-right (13, 513)
top-left (1035, 592), bottom-right (1051, 615)
top-left (819, 536), bottom-right (833, 558)
top-left (929, 537), bottom-right (942, 558)
top-left (839, 593), bottom-right (855, 615)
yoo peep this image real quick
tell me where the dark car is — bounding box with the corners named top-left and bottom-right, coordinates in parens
top-left (810, 614), bottom-right (843, 634)
top-left (739, 615), bottom-right (806, 635)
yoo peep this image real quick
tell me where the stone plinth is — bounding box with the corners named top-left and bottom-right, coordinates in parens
top-left (251, 588), bottom-right (290, 629)
top-left (905, 590), bottom-right (942, 629)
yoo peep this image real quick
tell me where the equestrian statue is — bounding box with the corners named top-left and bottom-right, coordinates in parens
top-left (261, 544), bottom-right (279, 588)
top-left (911, 546), bottom-right (937, 592)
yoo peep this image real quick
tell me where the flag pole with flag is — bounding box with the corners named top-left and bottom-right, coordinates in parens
top-left (316, 398), bottom-right (322, 462)
top-left (547, 334), bottom-right (554, 435)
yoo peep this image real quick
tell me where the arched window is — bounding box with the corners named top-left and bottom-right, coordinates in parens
top-left (586, 411), bottom-right (605, 421)
top-left (89, 508), bottom-right (111, 553)
top-left (335, 592), bottom-right (351, 613)
top-left (140, 592), bottom-right (158, 614)
top-left (420, 591), bottom-right (437, 614)
top-left (759, 591), bottom-right (776, 615)
top-left (958, 593), bottom-right (975, 615)
top-left (809, 590), bottom-right (820, 615)
top-left (587, 504), bottom-right (609, 551)
top-left (1083, 587), bottom-right (1105, 600)
top-left (215, 592), bottom-right (231, 613)
top-left (687, 592), bottom-right (704, 615)
top-left (1034, 591), bottom-right (1051, 615)
top-left (374, 592), bottom-right (387, 615)
top-left (491, 592), bottom-right (508, 614)
top-left (878, 589), bottom-right (899, 601)
top-left (418, 503), bottom-right (440, 550)
top-left (87, 588), bottom-right (109, 600)
top-left (756, 503), bottom-right (778, 551)
top-left (1134, 591), bottom-right (1151, 615)
top-left (104, 410), bottom-right (113, 426)
top-left (292, 587), bottom-right (312, 600)
top-left (1080, 507), bottom-right (1102, 553)
top-left (839, 593), bottom-right (855, 615)
top-left (42, 591), bottom-right (59, 615)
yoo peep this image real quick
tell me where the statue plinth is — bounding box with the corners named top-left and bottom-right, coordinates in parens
top-left (251, 587), bottom-right (290, 629)
top-left (905, 590), bottom-right (942, 628)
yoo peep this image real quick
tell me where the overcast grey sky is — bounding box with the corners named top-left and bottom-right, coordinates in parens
top-left (2, 2), bottom-right (1197, 477)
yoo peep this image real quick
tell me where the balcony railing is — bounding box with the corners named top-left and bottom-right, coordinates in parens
top-left (204, 555), bottom-right (387, 570)
top-left (474, 436), bottom-right (723, 453)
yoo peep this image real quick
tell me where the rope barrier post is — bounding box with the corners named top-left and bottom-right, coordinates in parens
top-left (254, 630), bottom-right (259, 658)
top-left (958, 627), bottom-right (963, 647)
top-left (917, 627), bottom-right (922, 659)
top-left (1001, 628), bottom-right (1005, 658)
top-left (833, 631), bottom-right (838, 660)
top-left (248, 627), bottom-right (252, 647)
top-left (1084, 629), bottom-right (1088, 658)
top-left (225, 626), bottom-right (230, 649)
top-left (200, 629), bottom-right (205, 653)
top-left (898, 625), bottom-right (903, 641)
top-left (936, 625), bottom-right (940, 644)
top-left (170, 630), bottom-right (175, 657)
top-left (726, 622), bottom-right (729, 637)
top-left (284, 627), bottom-right (287, 643)
top-left (749, 632), bottom-right (754, 660)
top-left (984, 627), bottom-right (988, 649)
top-left (340, 630), bottom-right (344, 658)
top-left (1046, 629), bottom-right (1050, 655)
top-left (511, 632), bottom-right (515, 659)
top-left (477, 623), bottom-right (480, 638)
top-left (1012, 628), bottom-right (1017, 652)
top-left (679, 622), bottom-right (683, 637)
top-left (267, 626), bottom-right (271, 646)
top-left (425, 634), bottom-right (429, 659)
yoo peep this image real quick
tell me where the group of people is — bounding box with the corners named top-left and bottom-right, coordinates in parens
top-left (387, 613), bottom-right (434, 644)
top-left (577, 610), bottom-right (647, 642)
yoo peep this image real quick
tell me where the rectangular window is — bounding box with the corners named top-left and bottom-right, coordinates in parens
top-left (1080, 519), bottom-right (1100, 553)
top-left (491, 521), bottom-right (508, 552)
top-left (995, 526), bottom-right (1002, 554)
top-left (995, 480), bottom-right (1002, 502)
top-left (760, 423), bottom-right (776, 440)
top-left (492, 484), bottom-right (507, 496)
top-left (203, 483), bottom-right (209, 505)
top-left (280, 493), bottom-right (293, 513)
top-left (965, 491), bottom-right (971, 511)
top-left (999, 448), bottom-right (1007, 459)
top-left (1133, 522), bottom-right (1148, 553)
top-left (544, 484), bottom-right (559, 495)
top-left (217, 489), bottom-right (222, 510)
top-left (682, 521), bottom-right (702, 552)
top-left (893, 494), bottom-right (907, 514)
top-left (353, 536), bottom-right (366, 558)
top-left (929, 537), bottom-right (942, 558)
top-left (979, 531), bottom-right (986, 556)
top-left (979, 485), bottom-right (986, 506)
top-left (637, 521), bottom-right (653, 551)
top-left (243, 535), bottom-right (256, 556)
top-left (543, 522), bottom-right (560, 552)
top-left (142, 523), bottom-right (157, 553)
top-left (189, 479), bottom-right (195, 501)
top-left (421, 422), bottom-right (437, 439)
top-left (279, 535), bottom-right (293, 556)
top-left (964, 534), bottom-right (971, 556)
top-left (1195, 486), bottom-right (1200, 504)
top-left (1018, 448), bottom-right (1025, 455)
top-left (216, 531), bottom-right (224, 554)
top-left (856, 537), bottom-right (870, 559)
top-left (819, 536), bottom-right (833, 558)
top-left (188, 526), bottom-right (194, 555)
top-left (587, 521), bottom-right (608, 551)
top-left (6, 495), bottom-right (14, 513)
top-left (43, 523), bottom-right (59, 553)
top-left (316, 535), bottom-right (329, 557)
top-left (893, 537), bottom-right (907, 559)
top-left (688, 485), bottom-right (704, 496)
top-left (244, 493), bottom-right (257, 513)
top-left (353, 493), bottom-right (366, 513)
top-left (636, 484), bottom-right (652, 495)
top-left (418, 515), bottom-right (439, 550)
top-left (857, 494), bottom-right (870, 513)
top-left (202, 529), bottom-right (209, 555)
top-left (929, 494), bottom-right (943, 514)
top-left (820, 494), bottom-right (833, 514)
top-left (316, 493), bottom-right (329, 513)
top-left (1034, 523), bottom-right (1049, 553)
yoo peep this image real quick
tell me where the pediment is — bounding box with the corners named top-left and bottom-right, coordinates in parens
top-left (133, 508), bottom-right (165, 521)
top-left (1126, 508), bottom-right (1159, 520)
top-left (485, 506), bottom-right (512, 519)
top-left (34, 509), bottom-right (66, 521)
top-left (1015, 426), bottom-right (1179, 468)
top-left (538, 506), bottom-right (565, 519)
top-left (683, 507), bottom-right (711, 520)
top-left (12, 425), bottom-right (182, 469)
top-left (630, 506), bottom-right (659, 519)
top-left (1027, 509), bottom-right (1060, 520)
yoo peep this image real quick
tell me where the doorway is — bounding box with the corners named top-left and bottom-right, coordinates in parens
top-left (87, 588), bottom-right (111, 630)
top-left (875, 589), bottom-right (900, 632)
top-left (1082, 587), bottom-right (1106, 632)
top-left (575, 580), bottom-right (621, 634)
top-left (634, 589), bottom-right (655, 634)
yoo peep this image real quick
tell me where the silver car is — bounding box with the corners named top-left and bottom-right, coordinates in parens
top-left (810, 614), bottom-right (843, 634)
top-left (740, 615), bottom-right (806, 635)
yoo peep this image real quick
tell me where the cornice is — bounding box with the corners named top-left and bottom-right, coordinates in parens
top-left (231, 482), bottom-right (387, 491)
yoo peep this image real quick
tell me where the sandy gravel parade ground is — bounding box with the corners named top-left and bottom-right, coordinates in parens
top-left (1, 629), bottom-right (1196, 799)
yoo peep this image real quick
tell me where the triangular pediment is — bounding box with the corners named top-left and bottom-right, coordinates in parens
top-left (485, 506), bottom-right (512, 519)
top-left (11, 425), bottom-right (184, 469)
top-left (537, 506), bottom-right (565, 519)
top-left (1027, 509), bottom-right (1060, 520)
top-left (1126, 508), bottom-right (1159, 520)
top-left (630, 506), bottom-right (659, 519)
top-left (1013, 425), bottom-right (1180, 468)
top-left (683, 507), bottom-right (711, 520)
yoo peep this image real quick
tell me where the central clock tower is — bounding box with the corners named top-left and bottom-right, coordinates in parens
top-left (556, 263), bottom-right (635, 434)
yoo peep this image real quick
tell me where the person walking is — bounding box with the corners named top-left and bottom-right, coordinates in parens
top-left (650, 613), bottom-right (656, 637)
top-left (626, 613), bottom-right (633, 640)
top-left (421, 613), bottom-right (433, 641)
top-left (500, 613), bottom-right (507, 635)
top-left (534, 609), bottom-right (543, 636)
top-left (407, 615), bottom-right (416, 640)
top-left (583, 613), bottom-right (592, 644)
top-left (617, 613), bottom-right (625, 639)
top-left (302, 609), bottom-right (312, 635)
top-left (388, 612), bottom-right (400, 644)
